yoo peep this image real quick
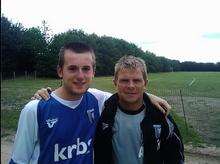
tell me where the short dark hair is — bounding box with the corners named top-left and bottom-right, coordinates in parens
top-left (58, 42), bottom-right (96, 70)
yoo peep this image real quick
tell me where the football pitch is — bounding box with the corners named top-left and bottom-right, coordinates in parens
top-left (1, 72), bottom-right (220, 146)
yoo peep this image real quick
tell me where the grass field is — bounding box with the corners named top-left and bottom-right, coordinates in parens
top-left (92, 72), bottom-right (220, 98)
top-left (1, 72), bottom-right (220, 146)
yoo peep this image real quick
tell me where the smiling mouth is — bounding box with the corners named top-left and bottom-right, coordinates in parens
top-left (73, 82), bottom-right (86, 86)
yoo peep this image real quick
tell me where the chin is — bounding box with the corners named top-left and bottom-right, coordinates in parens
top-left (127, 99), bottom-right (139, 104)
top-left (126, 95), bottom-right (139, 100)
top-left (73, 87), bottom-right (89, 95)
top-left (122, 97), bottom-right (138, 103)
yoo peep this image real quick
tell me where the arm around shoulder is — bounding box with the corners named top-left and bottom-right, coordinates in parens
top-left (146, 92), bottom-right (171, 116)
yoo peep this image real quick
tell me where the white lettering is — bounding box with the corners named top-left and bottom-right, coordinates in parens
top-left (68, 144), bottom-right (77, 158)
top-left (54, 138), bottom-right (92, 162)
top-left (54, 144), bottom-right (67, 162)
top-left (76, 138), bottom-right (87, 155)
top-left (138, 146), bottom-right (144, 158)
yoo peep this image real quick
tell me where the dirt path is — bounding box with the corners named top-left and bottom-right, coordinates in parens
top-left (1, 138), bottom-right (12, 164)
top-left (1, 137), bottom-right (220, 164)
top-left (185, 153), bottom-right (220, 164)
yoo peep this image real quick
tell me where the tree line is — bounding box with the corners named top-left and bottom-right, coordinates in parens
top-left (1, 15), bottom-right (220, 78)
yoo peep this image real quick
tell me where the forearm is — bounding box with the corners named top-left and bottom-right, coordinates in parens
top-left (145, 92), bottom-right (171, 115)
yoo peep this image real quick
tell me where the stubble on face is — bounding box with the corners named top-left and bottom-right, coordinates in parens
top-left (56, 50), bottom-right (95, 100)
top-left (114, 68), bottom-right (147, 111)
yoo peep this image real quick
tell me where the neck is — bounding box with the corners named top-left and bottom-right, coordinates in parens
top-left (118, 99), bottom-right (144, 111)
top-left (54, 87), bottom-right (83, 101)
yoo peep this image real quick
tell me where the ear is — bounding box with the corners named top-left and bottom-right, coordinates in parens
top-left (92, 70), bottom-right (95, 78)
top-left (145, 79), bottom-right (148, 86)
top-left (143, 79), bottom-right (148, 90)
top-left (57, 66), bottom-right (63, 78)
top-left (113, 78), bottom-right (117, 86)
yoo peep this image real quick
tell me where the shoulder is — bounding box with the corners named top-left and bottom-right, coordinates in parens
top-left (88, 88), bottom-right (112, 101)
top-left (87, 88), bottom-right (112, 114)
top-left (21, 99), bottom-right (40, 116)
top-left (24, 99), bottom-right (40, 108)
top-left (17, 100), bottom-right (40, 126)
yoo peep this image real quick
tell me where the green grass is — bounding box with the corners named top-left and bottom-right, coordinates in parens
top-left (1, 77), bottom-right (61, 135)
top-left (1, 72), bottom-right (220, 146)
top-left (1, 110), bottom-right (21, 131)
top-left (1, 77), bottom-right (61, 110)
top-left (147, 72), bottom-right (220, 98)
top-left (91, 72), bottom-right (220, 98)
top-left (171, 111), bottom-right (204, 146)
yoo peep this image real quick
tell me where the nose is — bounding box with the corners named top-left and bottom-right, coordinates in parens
top-left (127, 80), bottom-right (135, 88)
top-left (76, 68), bottom-right (84, 79)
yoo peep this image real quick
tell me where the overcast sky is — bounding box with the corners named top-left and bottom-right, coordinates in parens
top-left (2, 0), bottom-right (220, 63)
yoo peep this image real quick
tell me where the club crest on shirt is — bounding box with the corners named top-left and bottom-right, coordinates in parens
top-left (87, 109), bottom-right (95, 123)
top-left (102, 122), bottom-right (109, 130)
top-left (153, 124), bottom-right (161, 150)
top-left (46, 118), bottom-right (58, 128)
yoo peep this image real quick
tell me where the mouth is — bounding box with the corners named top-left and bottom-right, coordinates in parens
top-left (73, 82), bottom-right (86, 86)
top-left (125, 91), bottom-right (137, 94)
top-left (126, 93), bottom-right (138, 95)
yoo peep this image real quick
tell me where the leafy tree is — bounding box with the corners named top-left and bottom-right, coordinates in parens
top-left (2, 15), bottom-right (219, 78)
top-left (1, 16), bottom-right (24, 77)
top-left (19, 27), bottom-right (47, 72)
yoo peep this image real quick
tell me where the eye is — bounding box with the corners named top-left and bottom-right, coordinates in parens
top-left (119, 79), bottom-right (129, 83)
top-left (82, 66), bottom-right (91, 72)
top-left (68, 66), bottom-right (78, 72)
top-left (133, 79), bottom-right (142, 83)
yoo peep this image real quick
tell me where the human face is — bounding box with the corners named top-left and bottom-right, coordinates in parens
top-left (57, 50), bottom-right (95, 99)
top-left (113, 68), bottom-right (147, 110)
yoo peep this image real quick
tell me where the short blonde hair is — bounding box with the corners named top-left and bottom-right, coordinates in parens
top-left (114, 55), bottom-right (147, 81)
